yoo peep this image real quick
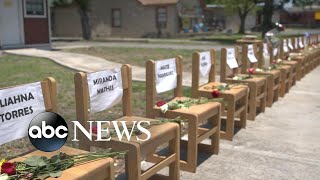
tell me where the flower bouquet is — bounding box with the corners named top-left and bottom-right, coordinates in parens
top-left (156, 97), bottom-right (224, 114)
top-left (0, 149), bottom-right (126, 180)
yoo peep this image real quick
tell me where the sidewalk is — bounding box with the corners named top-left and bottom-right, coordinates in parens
top-left (148, 66), bottom-right (320, 179)
top-left (4, 48), bottom-right (209, 86)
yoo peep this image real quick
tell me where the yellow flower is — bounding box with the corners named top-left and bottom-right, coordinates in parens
top-left (0, 159), bottom-right (6, 168)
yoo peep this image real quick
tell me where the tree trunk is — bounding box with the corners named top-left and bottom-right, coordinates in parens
top-left (239, 14), bottom-right (246, 34)
top-left (261, 0), bottom-right (274, 38)
top-left (78, 8), bottom-right (91, 40)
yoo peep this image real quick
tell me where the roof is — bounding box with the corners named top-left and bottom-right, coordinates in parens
top-left (137, 0), bottom-right (179, 6)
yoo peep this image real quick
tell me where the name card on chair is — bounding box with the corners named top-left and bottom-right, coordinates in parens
top-left (87, 68), bottom-right (123, 113)
top-left (295, 38), bottom-right (298, 49)
top-left (226, 48), bottom-right (238, 69)
top-left (199, 51), bottom-right (211, 77)
top-left (273, 47), bottom-right (278, 56)
top-left (263, 43), bottom-right (269, 56)
top-left (155, 58), bottom-right (177, 93)
top-left (288, 39), bottom-right (294, 50)
top-left (0, 82), bottom-right (45, 145)
top-left (299, 37), bottom-right (304, 48)
top-left (283, 40), bottom-right (289, 53)
top-left (247, 45), bottom-right (258, 63)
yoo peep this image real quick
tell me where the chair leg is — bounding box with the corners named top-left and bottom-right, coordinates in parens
top-left (248, 84), bottom-right (257, 121)
top-left (240, 93), bottom-right (248, 129)
top-left (210, 107), bottom-right (221, 154)
top-left (260, 84), bottom-right (267, 113)
top-left (185, 118), bottom-right (198, 173)
top-left (125, 144), bottom-right (141, 180)
top-left (224, 98), bottom-right (235, 141)
top-left (169, 125), bottom-right (180, 180)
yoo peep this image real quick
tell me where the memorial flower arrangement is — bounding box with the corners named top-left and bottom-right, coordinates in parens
top-left (156, 98), bottom-right (223, 114)
top-left (0, 149), bottom-right (126, 180)
top-left (232, 68), bottom-right (255, 81)
top-left (91, 117), bottom-right (188, 138)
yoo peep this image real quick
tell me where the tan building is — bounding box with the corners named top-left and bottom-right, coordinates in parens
top-left (53, 0), bottom-right (205, 38)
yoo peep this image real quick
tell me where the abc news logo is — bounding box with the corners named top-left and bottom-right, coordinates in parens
top-left (28, 112), bottom-right (151, 152)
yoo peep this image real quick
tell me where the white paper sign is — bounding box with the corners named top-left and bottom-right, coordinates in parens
top-left (247, 44), bottom-right (258, 63)
top-left (304, 37), bottom-right (307, 47)
top-left (299, 37), bottom-right (304, 48)
top-left (87, 68), bottom-right (123, 113)
top-left (263, 43), bottom-right (269, 56)
top-left (273, 47), bottom-right (278, 56)
top-left (0, 82), bottom-right (45, 145)
top-left (283, 40), bottom-right (289, 53)
top-left (226, 48), bottom-right (238, 69)
top-left (199, 51), bottom-right (211, 77)
top-left (155, 58), bottom-right (177, 93)
top-left (295, 38), bottom-right (298, 49)
top-left (288, 39), bottom-right (294, 50)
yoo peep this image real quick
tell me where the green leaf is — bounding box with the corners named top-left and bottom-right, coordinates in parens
top-left (23, 156), bottom-right (47, 167)
top-left (49, 171), bottom-right (62, 178)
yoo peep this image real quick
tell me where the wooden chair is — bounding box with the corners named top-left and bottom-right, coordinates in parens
top-left (253, 42), bottom-right (281, 107)
top-left (2, 78), bottom-right (114, 180)
top-left (146, 57), bottom-right (221, 173)
top-left (191, 49), bottom-right (248, 141)
top-left (220, 46), bottom-right (267, 121)
top-left (268, 44), bottom-right (293, 97)
top-left (75, 65), bottom-right (180, 180)
top-left (280, 39), bottom-right (302, 82)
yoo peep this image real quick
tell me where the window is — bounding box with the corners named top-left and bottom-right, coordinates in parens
top-left (24, 0), bottom-right (46, 18)
top-left (156, 7), bottom-right (167, 28)
top-left (112, 9), bottom-right (121, 27)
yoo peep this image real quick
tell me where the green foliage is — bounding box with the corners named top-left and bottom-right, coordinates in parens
top-left (74, 0), bottom-right (90, 11)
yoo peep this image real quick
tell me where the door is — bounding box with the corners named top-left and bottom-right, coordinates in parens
top-left (0, 0), bottom-right (23, 46)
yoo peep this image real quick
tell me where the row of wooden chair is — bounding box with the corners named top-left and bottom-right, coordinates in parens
top-left (2, 35), bottom-right (320, 180)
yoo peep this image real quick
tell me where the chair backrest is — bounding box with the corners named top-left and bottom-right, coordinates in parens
top-left (0, 77), bottom-right (57, 145)
top-left (220, 47), bottom-right (240, 82)
top-left (74, 65), bottom-right (132, 126)
top-left (191, 49), bottom-right (216, 97)
top-left (241, 44), bottom-right (261, 73)
top-left (146, 57), bottom-right (183, 117)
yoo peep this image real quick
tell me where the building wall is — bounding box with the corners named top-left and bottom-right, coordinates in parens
top-left (52, 4), bottom-right (82, 37)
top-left (23, 0), bottom-right (50, 44)
top-left (52, 0), bottom-right (179, 38)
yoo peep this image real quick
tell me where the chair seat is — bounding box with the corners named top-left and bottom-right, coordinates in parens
top-left (153, 97), bottom-right (220, 122)
top-left (10, 146), bottom-right (114, 180)
top-left (198, 82), bottom-right (248, 100)
top-left (282, 60), bottom-right (298, 66)
top-left (94, 116), bottom-right (179, 155)
top-left (227, 74), bottom-right (266, 86)
top-left (255, 69), bottom-right (281, 78)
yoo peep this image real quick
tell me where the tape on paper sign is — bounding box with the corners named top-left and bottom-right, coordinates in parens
top-left (155, 58), bottom-right (177, 93)
top-left (226, 48), bottom-right (238, 69)
top-left (0, 82), bottom-right (45, 145)
top-left (247, 45), bottom-right (258, 63)
top-left (199, 51), bottom-right (211, 77)
top-left (87, 68), bottom-right (123, 113)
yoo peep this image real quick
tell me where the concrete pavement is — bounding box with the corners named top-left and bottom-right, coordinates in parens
top-left (142, 66), bottom-right (320, 179)
top-left (53, 41), bottom-right (230, 51)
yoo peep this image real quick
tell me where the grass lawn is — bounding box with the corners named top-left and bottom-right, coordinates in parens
top-left (64, 47), bottom-right (222, 73)
top-left (0, 55), bottom-right (192, 159)
top-left (64, 47), bottom-right (210, 73)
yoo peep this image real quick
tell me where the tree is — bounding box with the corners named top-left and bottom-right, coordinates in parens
top-left (74, 0), bottom-right (91, 40)
top-left (52, 0), bottom-right (91, 40)
top-left (261, 0), bottom-right (274, 38)
top-left (206, 0), bottom-right (259, 34)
